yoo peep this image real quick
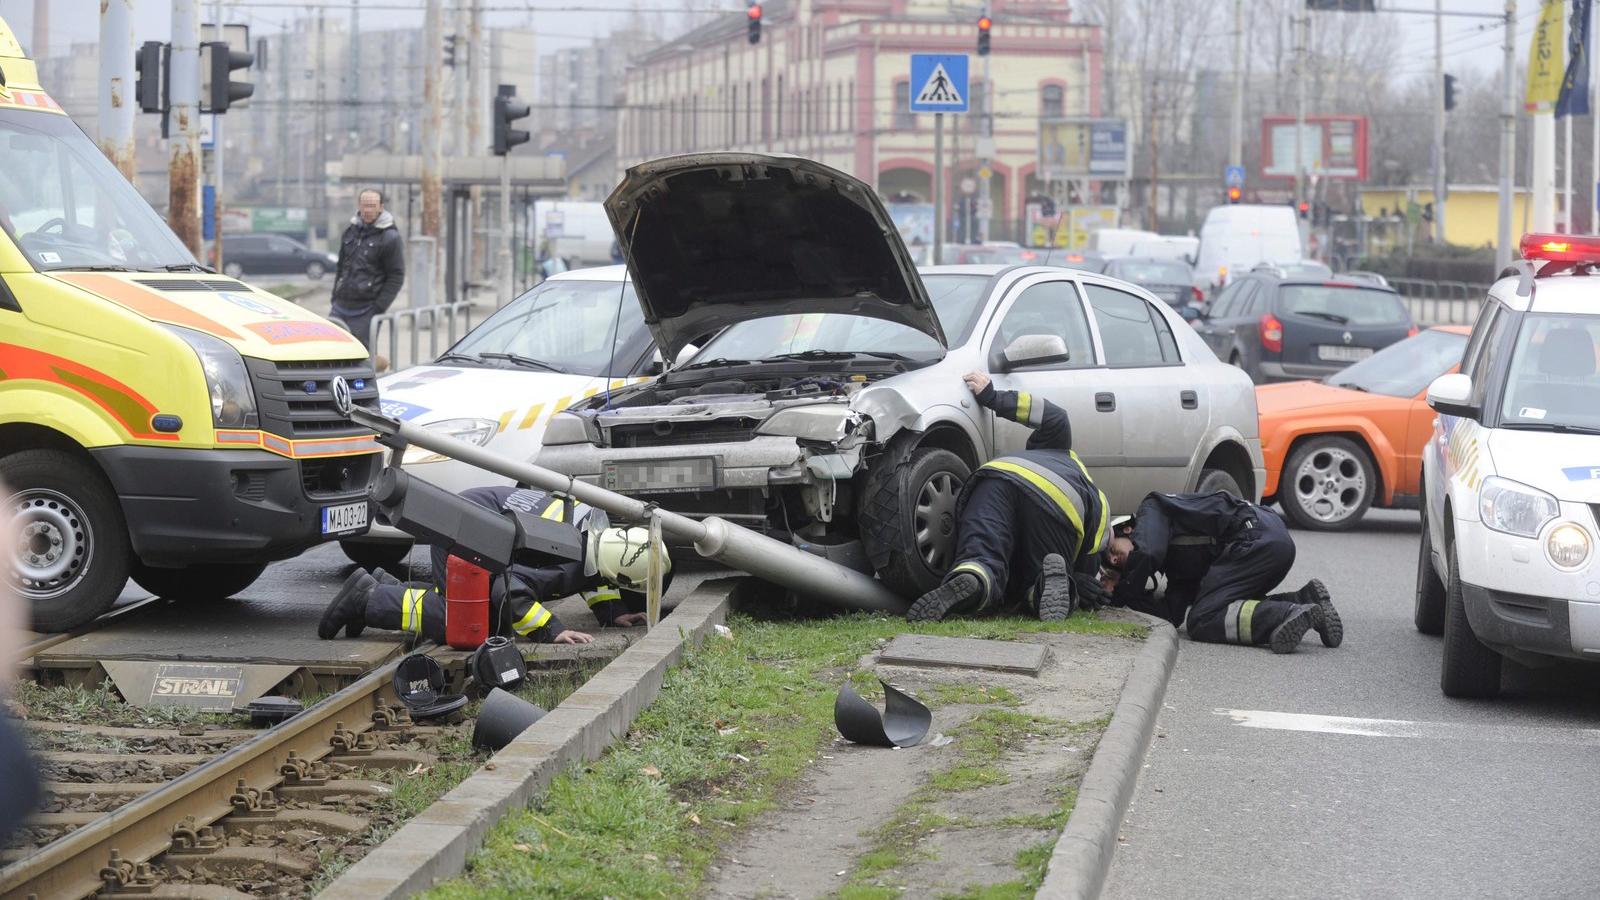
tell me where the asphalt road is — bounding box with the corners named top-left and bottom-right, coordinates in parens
top-left (1104, 509), bottom-right (1600, 899)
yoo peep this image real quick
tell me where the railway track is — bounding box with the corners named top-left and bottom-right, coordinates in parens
top-left (14, 596), bottom-right (165, 667)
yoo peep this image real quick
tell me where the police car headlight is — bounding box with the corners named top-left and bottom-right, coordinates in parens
top-left (1546, 524), bottom-right (1592, 570)
top-left (402, 417), bottom-right (496, 465)
top-left (165, 325), bottom-right (258, 429)
top-left (1479, 476), bottom-right (1559, 538)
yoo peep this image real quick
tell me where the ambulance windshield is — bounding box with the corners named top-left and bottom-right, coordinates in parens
top-left (0, 108), bottom-right (197, 272)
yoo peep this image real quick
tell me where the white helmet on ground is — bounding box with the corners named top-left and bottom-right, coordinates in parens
top-left (586, 525), bottom-right (672, 589)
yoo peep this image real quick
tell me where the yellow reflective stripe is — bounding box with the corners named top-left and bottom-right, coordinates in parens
top-left (585, 589), bottom-right (622, 608)
top-left (1066, 452), bottom-right (1109, 555)
top-left (400, 588), bottom-right (427, 634)
top-left (951, 561), bottom-right (993, 602)
top-left (582, 387), bottom-right (599, 398)
top-left (1237, 599), bottom-right (1260, 645)
top-left (512, 602), bottom-right (553, 635)
top-left (518, 403), bottom-right (545, 430)
top-left (983, 460), bottom-right (1086, 553)
top-left (1015, 392), bottom-right (1032, 425)
top-left (541, 501), bottom-right (565, 521)
top-left (496, 410), bottom-right (513, 433)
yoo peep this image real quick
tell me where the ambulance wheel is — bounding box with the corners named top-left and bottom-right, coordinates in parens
top-left (341, 539), bottom-right (412, 573)
top-left (1440, 546), bottom-right (1501, 699)
top-left (859, 446), bottom-right (971, 599)
top-left (3, 449), bottom-right (130, 633)
top-left (1413, 508), bottom-right (1446, 635)
top-left (131, 561), bottom-right (267, 602)
top-left (1196, 467), bottom-right (1243, 498)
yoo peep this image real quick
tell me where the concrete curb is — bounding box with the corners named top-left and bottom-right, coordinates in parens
top-left (318, 577), bottom-right (741, 899)
top-left (1036, 612), bottom-right (1179, 900)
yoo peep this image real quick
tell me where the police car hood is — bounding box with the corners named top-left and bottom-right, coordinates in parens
top-left (1488, 429), bottom-right (1600, 503)
top-left (49, 271), bottom-right (367, 360)
top-left (605, 153), bottom-right (942, 364)
top-left (377, 364), bottom-right (626, 429)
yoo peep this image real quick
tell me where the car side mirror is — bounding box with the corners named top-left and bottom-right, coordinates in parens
top-left (1426, 372), bottom-right (1478, 419)
top-left (1180, 306), bottom-right (1203, 323)
top-left (999, 334), bottom-right (1070, 371)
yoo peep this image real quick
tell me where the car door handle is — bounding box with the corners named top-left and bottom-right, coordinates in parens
top-left (1095, 392), bottom-right (1116, 412)
top-left (1180, 390), bottom-right (1199, 409)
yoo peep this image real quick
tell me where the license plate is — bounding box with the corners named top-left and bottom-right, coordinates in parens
top-left (603, 457), bottom-right (718, 493)
top-left (321, 501), bottom-right (369, 535)
top-left (1316, 345), bottom-right (1374, 362)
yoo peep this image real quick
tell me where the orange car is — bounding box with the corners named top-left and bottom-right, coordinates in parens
top-left (1257, 325), bottom-right (1471, 531)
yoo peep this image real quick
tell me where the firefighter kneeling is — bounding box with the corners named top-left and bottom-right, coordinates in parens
top-left (318, 486), bottom-right (670, 645)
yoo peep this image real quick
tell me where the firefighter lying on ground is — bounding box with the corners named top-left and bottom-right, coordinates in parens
top-left (318, 485), bottom-right (671, 644)
top-left (907, 371), bottom-right (1114, 622)
top-left (1099, 491), bottom-right (1343, 653)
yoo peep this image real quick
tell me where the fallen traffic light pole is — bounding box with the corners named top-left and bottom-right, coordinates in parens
top-left (340, 403), bottom-right (911, 615)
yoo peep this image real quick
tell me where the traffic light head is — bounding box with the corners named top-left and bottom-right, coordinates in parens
top-left (1297, 200), bottom-right (1310, 219)
top-left (977, 16), bottom-right (992, 56)
top-left (1227, 186), bottom-right (1242, 204)
top-left (135, 41), bottom-right (164, 114)
top-left (1443, 73), bottom-right (1458, 112)
top-left (444, 33), bottom-right (457, 68)
top-left (493, 84), bottom-right (531, 156)
top-left (201, 40), bottom-right (253, 114)
top-left (748, 4), bottom-right (762, 44)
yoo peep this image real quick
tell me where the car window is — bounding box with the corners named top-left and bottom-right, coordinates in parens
top-left (450, 279), bottom-right (650, 377)
top-left (993, 280), bottom-right (1095, 368)
top-left (1498, 314), bottom-right (1600, 429)
top-left (1461, 300), bottom-right (1501, 380)
top-left (1279, 285), bottom-right (1410, 326)
top-left (1326, 329), bottom-right (1469, 398)
top-left (1106, 259), bottom-right (1190, 284)
top-left (1236, 282), bottom-right (1262, 317)
top-left (1209, 280), bottom-right (1244, 318)
top-left (1084, 283), bottom-right (1178, 366)
top-left (1467, 304), bottom-right (1510, 409)
top-left (269, 236), bottom-right (298, 252)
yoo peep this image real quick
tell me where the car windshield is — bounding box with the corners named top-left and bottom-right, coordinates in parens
top-left (448, 279), bottom-right (649, 376)
top-left (692, 274), bottom-right (990, 361)
top-left (0, 109), bottom-right (196, 271)
top-left (1499, 314), bottom-right (1600, 430)
top-left (1106, 259), bottom-right (1191, 284)
top-left (1279, 284), bottom-right (1409, 326)
top-left (1327, 329), bottom-right (1468, 398)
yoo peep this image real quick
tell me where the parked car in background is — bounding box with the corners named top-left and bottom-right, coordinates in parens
top-left (1193, 270), bottom-right (1416, 384)
top-left (1339, 269), bottom-right (1392, 288)
top-left (221, 233), bottom-right (338, 279)
top-left (1129, 235), bottom-right (1200, 263)
top-left (1256, 260), bottom-right (1334, 279)
top-left (1046, 249), bottom-right (1107, 272)
top-left (1102, 257), bottom-right (1205, 320)
top-left (1193, 204), bottom-right (1304, 292)
top-left (537, 153), bottom-right (1264, 599)
top-left (943, 243), bottom-right (1039, 265)
top-left (1258, 326), bottom-right (1470, 531)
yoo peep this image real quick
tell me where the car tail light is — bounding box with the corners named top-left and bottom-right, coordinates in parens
top-left (1407, 325), bottom-right (1419, 337)
top-left (1260, 313), bottom-right (1283, 353)
top-left (1191, 286), bottom-right (1205, 304)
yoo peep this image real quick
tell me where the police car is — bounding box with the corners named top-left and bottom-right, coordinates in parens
top-left (1416, 234), bottom-right (1600, 698)
top-left (338, 266), bottom-right (660, 571)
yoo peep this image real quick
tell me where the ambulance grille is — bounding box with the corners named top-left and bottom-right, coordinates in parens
top-left (244, 357), bottom-right (381, 439)
top-left (134, 279), bottom-right (251, 292)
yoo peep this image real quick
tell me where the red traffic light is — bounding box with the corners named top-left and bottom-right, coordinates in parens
top-left (977, 15), bottom-right (992, 30)
top-left (1297, 201), bottom-right (1310, 218)
top-left (748, 3), bottom-right (762, 18)
top-left (1227, 186), bottom-right (1242, 203)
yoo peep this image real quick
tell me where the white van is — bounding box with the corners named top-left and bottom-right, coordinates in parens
top-left (1193, 205), bottom-right (1304, 292)
top-left (532, 200), bottom-right (618, 267)
top-left (1088, 227), bottom-right (1160, 258)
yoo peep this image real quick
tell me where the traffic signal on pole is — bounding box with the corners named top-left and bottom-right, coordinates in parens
top-left (747, 4), bottom-right (762, 44)
top-left (1297, 200), bottom-right (1310, 219)
top-left (201, 41), bottom-right (253, 114)
top-left (444, 33), bottom-right (457, 68)
top-left (977, 15), bottom-right (992, 56)
top-left (1443, 73), bottom-right (1458, 112)
top-left (135, 41), bottom-right (165, 113)
top-left (1227, 186), bottom-right (1242, 204)
top-left (493, 84), bottom-right (531, 156)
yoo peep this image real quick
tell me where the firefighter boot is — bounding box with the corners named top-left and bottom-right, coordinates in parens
top-left (1035, 554), bottom-right (1075, 622)
top-left (1270, 579), bottom-right (1342, 648)
top-left (320, 570), bottom-right (377, 640)
top-left (1268, 604), bottom-right (1318, 654)
top-left (908, 573), bottom-right (985, 623)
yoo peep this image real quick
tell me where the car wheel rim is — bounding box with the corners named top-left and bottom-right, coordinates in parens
top-left (913, 472), bottom-right (960, 571)
top-left (11, 489), bottom-right (93, 601)
top-left (1293, 447), bottom-right (1367, 523)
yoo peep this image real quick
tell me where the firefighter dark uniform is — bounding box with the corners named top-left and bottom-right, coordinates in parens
top-left (1109, 491), bottom-right (1343, 653)
top-left (907, 382), bottom-right (1110, 622)
top-left (319, 485), bottom-right (652, 642)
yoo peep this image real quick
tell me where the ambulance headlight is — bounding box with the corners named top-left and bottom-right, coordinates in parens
top-left (1479, 476), bottom-right (1559, 538)
top-left (402, 417), bottom-right (496, 465)
top-left (165, 326), bottom-right (258, 429)
top-left (1546, 523), bottom-right (1592, 570)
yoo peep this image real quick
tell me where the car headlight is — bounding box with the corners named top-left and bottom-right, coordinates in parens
top-left (1478, 476), bottom-right (1559, 538)
top-left (757, 404), bottom-right (855, 442)
top-left (543, 412), bottom-right (590, 446)
top-left (1547, 523), bottom-right (1592, 570)
top-left (165, 325), bottom-right (258, 429)
top-left (402, 417), bottom-right (497, 465)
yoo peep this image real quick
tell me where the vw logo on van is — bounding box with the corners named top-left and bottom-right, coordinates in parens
top-left (330, 376), bottom-right (354, 416)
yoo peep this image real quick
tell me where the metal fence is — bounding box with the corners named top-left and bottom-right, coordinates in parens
top-left (371, 301), bottom-right (476, 371)
top-left (1386, 278), bottom-right (1491, 327)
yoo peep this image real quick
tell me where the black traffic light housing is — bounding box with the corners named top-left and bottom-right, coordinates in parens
top-left (444, 33), bottom-right (457, 68)
top-left (1443, 73), bottom-right (1458, 112)
top-left (135, 41), bottom-right (165, 114)
top-left (201, 41), bottom-right (253, 114)
top-left (977, 15), bottom-right (992, 56)
top-left (747, 4), bottom-right (762, 45)
top-left (493, 84), bottom-right (530, 156)
top-left (1297, 200), bottom-right (1310, 219)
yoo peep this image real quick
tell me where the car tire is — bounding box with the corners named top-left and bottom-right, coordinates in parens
top-left (859, 447), bottom-right (971, 599)
top-left (130, 561), bottom-right (267, 602)
top-left (306, 260), bottom-right (327, 279)
top-left (1279, 436), bottom-right (1375, 531)
top-left (3, 449), bottom-right (131, 633)
top-left (341, 539), bottom-right (413, 573)
top-left (1414, 508), bottom-right (1446, 635)
top-left (222, 262), bottom-right (245, 279)
top-left (1440, 543), bottom-right (1501, 698)
top-left (1196, 467), bottom-right (1243, 498)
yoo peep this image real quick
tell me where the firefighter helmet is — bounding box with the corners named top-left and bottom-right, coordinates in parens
top-left (587, 525), bottom-right (672, 589)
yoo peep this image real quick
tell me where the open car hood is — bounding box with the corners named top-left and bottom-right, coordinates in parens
top-left (606, 153), bottom-right (943, 363)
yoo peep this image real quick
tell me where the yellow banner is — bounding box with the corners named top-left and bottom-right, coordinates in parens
top-left (1527, 0), bottom-right (1566, 109)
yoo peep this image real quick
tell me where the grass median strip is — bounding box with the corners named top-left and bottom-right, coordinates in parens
top-left (424, 611), bottom-right (1145, 900)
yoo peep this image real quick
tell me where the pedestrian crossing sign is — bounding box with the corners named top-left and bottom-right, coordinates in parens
top-left (909, 54), bottom-right (970, 114)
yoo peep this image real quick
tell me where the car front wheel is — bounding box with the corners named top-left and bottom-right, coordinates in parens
top-left (859, 446), bottom-right (971, 598)
top-left (1440, 544), bottom-right (1501, 698)
top-left (1279, 436), bottom-right (1375, 531)
top-left (3, 450), bottom-right (130, 632)
top-left (1196, 467), bottom-right (1243, 498)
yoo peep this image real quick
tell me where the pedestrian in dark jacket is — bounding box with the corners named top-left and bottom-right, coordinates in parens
top-left (330, 188), bottom-right (405, 352)
top-left (1101, 491), bottom-right (1343, 653)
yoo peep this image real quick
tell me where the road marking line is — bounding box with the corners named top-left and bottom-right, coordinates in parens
top-left (1214, 708), bottom-right (1600, 747)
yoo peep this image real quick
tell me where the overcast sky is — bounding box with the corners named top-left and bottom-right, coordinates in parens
top-left (0, 0), bottom-right (1551, 82)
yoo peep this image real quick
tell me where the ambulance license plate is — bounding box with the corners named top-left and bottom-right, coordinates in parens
top-left (321, 501), bottom-right (369, 535)
top-left (1316, 345), bottom-right (1373, 362)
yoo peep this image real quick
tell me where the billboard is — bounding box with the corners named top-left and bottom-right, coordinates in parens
top-left (1260, 115), bottom-right (1369, 181)
top-left (1039, 119), bottom-right (1130, 181)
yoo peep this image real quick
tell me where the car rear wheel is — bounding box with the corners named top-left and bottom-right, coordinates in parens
top-left (1280, 436), bottom-right (1375, 531)
top-left (306, 260), bottom-right (327, 279)
top-left (222, 261), bottom-right (245, 279)
top-left (859, 447), bottom-right (970, 599)
top-left (1440, 544), bottom-right (1501, 698)
top-left (341, 539), bottom-right (413, 573)
top-left (1414, 508), bottom-right (1446, 635)
top-left (3, 450), bottom-right (131, 633)
top-left (130, 561), bottom-right (267, 602)
top-left (1196, 467), bottom-right (1243, 498)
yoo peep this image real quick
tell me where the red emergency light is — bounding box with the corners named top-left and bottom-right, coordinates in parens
top-left (1519, 232), bottom-right (1600, 262)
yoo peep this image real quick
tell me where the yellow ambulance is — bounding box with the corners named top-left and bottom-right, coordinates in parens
top-left (0, 19), bottom-right (381, 631)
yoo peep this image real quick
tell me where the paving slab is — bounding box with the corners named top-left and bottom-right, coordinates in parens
top-left (877, 633), bottom-right (1050, 675)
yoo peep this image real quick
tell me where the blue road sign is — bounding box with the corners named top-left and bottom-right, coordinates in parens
top-left (909, 54), bottom-right (970, 114)
top-left (1224, 165), bottom-right (1246, 188)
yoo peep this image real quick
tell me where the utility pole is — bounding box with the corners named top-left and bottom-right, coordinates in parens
top-left (169, 0), bottom-right (202, 255)
top-left (1229, 0), bottom-right (1244, 170)
top-left (977, 4), bottom-right (992, 244)
top-left (454, 0), bottom-right (469, 155)
top-left (1294, 11), bottom-right (1307, 210)
top-left (1497, 0), bottom-right (1517, 274)
top-left (421, 0), bottom-right (444, 279)
top-left (209, 2), bottom-right (225, 272)
top-left (1433, 0), bottom-right (1448, 244)
top-left (316, 8), bottom-right (328, 242)
top-left (1148, 77), bottom-right (1160, 232)
top-left (279, 23), bottom-right (290, 204)
top-left (348, 0), bottom-right (361, 138)
top-left (933, 113), bottom-right (944, 265)
top-left (468, 0), bottom-right (485, 281)
top-left (98, 0), bottom-right (137, 181)
top-left (30, 0), bottom-right (47, 57)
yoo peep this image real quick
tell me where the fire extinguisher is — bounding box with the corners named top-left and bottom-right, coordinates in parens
top-left (444, 555), bottom-right (491, 650)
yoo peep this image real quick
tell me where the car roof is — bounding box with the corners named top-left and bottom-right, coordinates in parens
top-left (1431, 324), bottom-right (1472, 335)
top-left (546, 264), bottom-right (629, 283)
top-left (1487, 267), bottom-right (1600, 315)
